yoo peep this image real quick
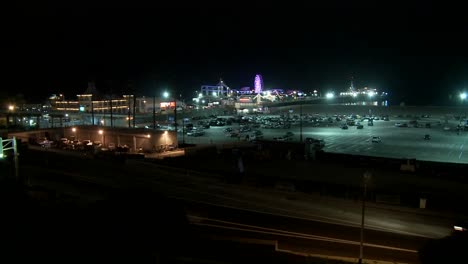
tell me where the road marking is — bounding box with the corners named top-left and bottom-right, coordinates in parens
top-left (190, 216), bottom-right (418, 253)
top-left (176, 196), bottom-right (433, 238)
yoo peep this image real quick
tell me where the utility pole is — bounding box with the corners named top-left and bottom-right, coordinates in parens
top-left (133, 94), bottom-right (136, 128)
top-left (174, 96), bottom-right (178, 147)
top-left (182, 115), bottom-right (185, 146)
top-left (91, 99), bottom-right (95, 126)
top-left (109, 96), bottom-right (113, 128)
top-left (300, 99), bottom-right (303, 142)
top-left (359, 171), bottom-right (372, 264)
top-left (153, 79), bottom-right (157, 130)
top-left (127, 95), bottom-right (131, 128)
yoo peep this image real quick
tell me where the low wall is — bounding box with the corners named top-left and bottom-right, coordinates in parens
top-left (8, 126), bottom-right (177, 152)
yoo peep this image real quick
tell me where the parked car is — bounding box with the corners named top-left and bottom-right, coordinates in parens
top-left (371, 136), bottom-right (381, 143)
top-left (356, 124), bottom-right (364, 129)
top-left (424, 134), bottom-right (431, 140)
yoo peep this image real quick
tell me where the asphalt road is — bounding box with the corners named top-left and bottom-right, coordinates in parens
top-left (188, 202), bottom-right (423, 264)
top-left (22, 158), bottom-right (438, 263)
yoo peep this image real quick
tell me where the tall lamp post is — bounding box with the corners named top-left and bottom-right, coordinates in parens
top-left (460, 92), bottom-right (467, 121)
top-left (163, 91), bottom-right (178, 147)
top-left (153, 93), bottom-right (157, 130)
top-left (359, 171), bottom-right (372, 264)
top-left (299, 98), bottom-right (303, 142)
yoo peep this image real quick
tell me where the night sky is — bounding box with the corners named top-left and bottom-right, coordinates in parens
top-left (4, 3), bottom-right (468, 105)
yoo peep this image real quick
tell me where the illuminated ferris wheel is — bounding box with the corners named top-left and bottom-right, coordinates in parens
top-left (254, 74), bottom-right (263, 94)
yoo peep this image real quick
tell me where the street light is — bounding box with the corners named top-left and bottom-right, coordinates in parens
top-left (163, 91), bottom-right (178, 147)
top-left (299, 99), bottom-right (303, 142)
top-left (163, 130), bottom-right (168, 146)
top-left (460, 92), bottom-right (467, 122)
top-left (359, 171), bottom-right (372, 264)
top-left (98, 129), bottom-right (105, 146)
top-left (460, 92), bottom-right (467, 100)
top-left (8, 105), bottom-right (14, 111)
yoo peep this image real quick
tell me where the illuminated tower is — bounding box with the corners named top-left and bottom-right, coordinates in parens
top-left (254, 74), bottom-right (263, 94)
top-left (254, 74), bottom-right (263, 105)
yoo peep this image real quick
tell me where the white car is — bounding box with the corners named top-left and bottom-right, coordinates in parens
top-left (371, 136), bottom-right (381, 143)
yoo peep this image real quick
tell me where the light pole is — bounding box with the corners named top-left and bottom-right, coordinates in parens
top-left (460, 92), bottom-right (467, 121)
top-left (153, 94), bottom-right (157, 130)
top-left (359, 171), bottom-right (372, 264)
top-left (98, 129), bottom-right (104, 146)
top-left (299, 99), bottom-right (303, 142)
top-left (163, 91), bottom-right (178, 147)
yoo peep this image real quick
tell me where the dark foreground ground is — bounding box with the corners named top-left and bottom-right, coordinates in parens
top-left (1, 176), bottom-right (467, 264)
top-left (0, 179), bottom-right (358, 264)
top-left (1, 144), bottom-right (468, 264)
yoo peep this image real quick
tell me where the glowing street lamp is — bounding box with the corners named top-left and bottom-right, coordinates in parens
top-left (163, 130), bottom-right (168, 145)
top-left (72, 127), bottom-right (76, 133)
top-left (162, 91), bottom-right (178, 147)
top-left (325, 92), bottom-right (334, 99)
top-left (460, 92), bottom-right (467, 101)
top-left (98, 129), bottom-right (103, 135)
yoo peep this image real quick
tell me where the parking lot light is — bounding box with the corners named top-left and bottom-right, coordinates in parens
top-left (98, 129), bottom-right (103, 135)
top-left (460, 92), bottom-right (467, 101)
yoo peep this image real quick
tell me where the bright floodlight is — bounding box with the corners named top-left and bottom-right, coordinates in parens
top-left (163, 91), bottom-right (169, 98)
top-left (212, 91), bottom-right (217, 97)
top-left (368, 91), bottom-right (375, 97)
top-left (8, 105), bottom-right (14, 111)
top-left (326, 92), bottom-right (334, 99)
top-left (98, 129), bottom-right (103, 135)
top-left (460, 92), bottom-right (467, 100)
top-left (198, 93), bottom-right (203, 98)
top-left (72, 127), bottom-right (76, 132)
top-left (352, 92), bottom-right (357, 97)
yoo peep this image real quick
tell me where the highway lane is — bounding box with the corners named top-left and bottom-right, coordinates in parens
top-left (188, 211), bottom-right (421, 264)
top-left (24, 161), bottom-right (426, 263)
top-left (22, 156), bottom-right (455, 240)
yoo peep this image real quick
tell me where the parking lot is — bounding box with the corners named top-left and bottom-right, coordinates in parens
top-left (180, 114), bottom-right (468, 164)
